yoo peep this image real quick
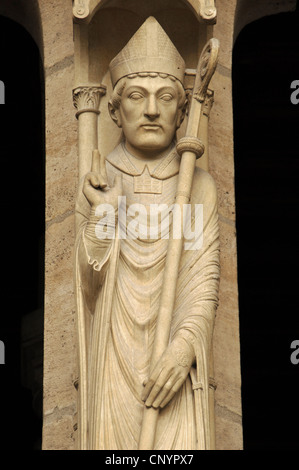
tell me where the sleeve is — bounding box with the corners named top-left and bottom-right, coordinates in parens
top-left (74, 174), bottom-right (120, 449)
top-left (170, 170), bottom-right (220, 446)
top-left (171, 170), bottom-right (220, 347)
top-left (74, 177), bottom-right (116, 315)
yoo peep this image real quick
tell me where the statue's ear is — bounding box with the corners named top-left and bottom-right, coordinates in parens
top-left (176, 97), bottom-right (188, 129)
top-left (108, 102), bottom-right (122, 128)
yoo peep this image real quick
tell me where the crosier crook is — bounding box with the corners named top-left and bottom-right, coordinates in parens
top-left (138, 37), bottom-right (220, 451)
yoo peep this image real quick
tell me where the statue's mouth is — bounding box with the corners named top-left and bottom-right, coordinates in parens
top-left (141, 124), bottom-right (162, 130)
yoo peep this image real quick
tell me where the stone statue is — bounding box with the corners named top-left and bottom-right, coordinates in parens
top-left (74, 17), bottom-right (220, 450)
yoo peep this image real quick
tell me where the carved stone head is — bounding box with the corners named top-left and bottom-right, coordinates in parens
top-left (108, 17), bottom-right (188, 159)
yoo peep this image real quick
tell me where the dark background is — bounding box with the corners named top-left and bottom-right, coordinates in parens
top-left (0, 6), bottom-right (298, 451)
top-left (233, 7), bottom-right (299, 450)
top-left (0, 16), bottom-right (44, 449)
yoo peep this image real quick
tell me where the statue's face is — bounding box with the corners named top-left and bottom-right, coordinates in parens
top-left (113, 76), bottom-right (185, 159)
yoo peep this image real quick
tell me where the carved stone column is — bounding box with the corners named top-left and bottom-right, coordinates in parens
top-left (73, 85), bottom-right (106, 179)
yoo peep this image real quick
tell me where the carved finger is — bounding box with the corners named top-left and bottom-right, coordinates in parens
top-left (99, 149), bottom-right (108, 186)
top-left (159, 379), bottom-right (182, 409)
top-left (84, 172), bottom-right (101, 189)
top-left (152, 379), bottom-right (174, 409)
top-left (144, 370), bottom-right (170, 407)
top-left (141, 361), bottom-right (164, 402)
top-left (141, 362), bottom-right (160, 402)
top-left (91, 149), bottom-right (101, 173)
top-left (141, 377), bottom-right (154, 402)
top-left (92, 149), bottom-right (108, 188)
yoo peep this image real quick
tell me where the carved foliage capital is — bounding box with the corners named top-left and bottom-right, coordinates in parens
top-left (73, 85), bottom-right (106, 118)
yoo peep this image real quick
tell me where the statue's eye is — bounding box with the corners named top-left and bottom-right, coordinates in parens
top-left (129, 92), bottom-right (143, 100)
top-left (160, 94), bottom-right (173, 102)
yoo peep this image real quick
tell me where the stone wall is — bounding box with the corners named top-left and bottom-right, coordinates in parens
top-left (40, 1), bottom-right (78, 450)
top-left (206, 1), bottom-right (242, 450)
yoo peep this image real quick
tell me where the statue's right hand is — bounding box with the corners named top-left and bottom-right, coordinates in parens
top-left (83, 149), bottom-right (122, 210)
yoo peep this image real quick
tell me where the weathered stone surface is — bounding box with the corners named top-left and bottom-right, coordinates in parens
top-left (39, 1), bottom-right (78, 450)
top-left (44, 215), bottom-right (77, 417)
top-left (45, 64), bottom-right (78, 223)
top-left (214, 219), bottom-right (241, 414)
top-left (40, 2), bottom-right (78, 449)
top-left (39, 0), bottom-right (74, 70)
top-left (43, 414), bottom-right (76, 450)
top-left (215, 413), bottom-right (243, 450)
top-left (209, 71), bottom-right (236, 224)
top-left (207, 5), bottom-right (243, 447)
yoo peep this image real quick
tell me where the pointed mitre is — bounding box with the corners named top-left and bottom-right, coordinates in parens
top-left (109, 16), bottom-right (186, 88)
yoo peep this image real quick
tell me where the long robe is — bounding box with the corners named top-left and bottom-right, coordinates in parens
top-left (74, 143), bottom-right (220, 450)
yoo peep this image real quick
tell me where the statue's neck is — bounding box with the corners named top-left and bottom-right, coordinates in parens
top-left (123, 141), bottom-right (175, 172)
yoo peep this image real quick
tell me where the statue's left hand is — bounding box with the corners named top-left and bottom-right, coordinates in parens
top-left (141, 337), bottom-right (194, 409)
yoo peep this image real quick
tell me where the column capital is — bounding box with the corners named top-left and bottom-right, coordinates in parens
top-left (72, 85), bottom-right (106, 119)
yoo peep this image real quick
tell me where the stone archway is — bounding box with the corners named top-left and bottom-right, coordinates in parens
top-left (0, 0), bottom-right (43, 57)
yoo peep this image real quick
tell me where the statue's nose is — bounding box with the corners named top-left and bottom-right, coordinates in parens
top-left (144, 95), bottom-right (160, 119)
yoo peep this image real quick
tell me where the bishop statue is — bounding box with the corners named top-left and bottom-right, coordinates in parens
top-left (74, 16), bottom-right (220, 450)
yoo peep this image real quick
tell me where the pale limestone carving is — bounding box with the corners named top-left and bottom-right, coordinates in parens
top-left (73, 85), bottom-right (106, 179)
top-left (198, 0), bottom-right (217, 22)
top-left (72, 1), bottom-right (217, 24)
top-left (73, 86), bottom-right (106, 117)
top-left (74, 16), bottom-right (220, 450)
